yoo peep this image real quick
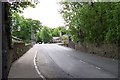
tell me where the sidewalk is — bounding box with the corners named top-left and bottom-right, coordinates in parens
top-left (8, 45), bottom-right (40, 78)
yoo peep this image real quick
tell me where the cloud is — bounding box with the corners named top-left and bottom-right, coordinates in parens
top-left (22, 0), bottom-right (65, 28)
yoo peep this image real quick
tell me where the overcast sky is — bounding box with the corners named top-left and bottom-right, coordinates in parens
top-left (21, 0), bottom-right (65, 28)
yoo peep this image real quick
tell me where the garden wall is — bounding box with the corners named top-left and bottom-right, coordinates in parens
top-left (68, 41), bottom-right (118, 59)
top-left (8, 42), bottom-right (33, 74)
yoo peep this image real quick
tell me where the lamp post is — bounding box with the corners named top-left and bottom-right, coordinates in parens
top-left (31, 23), bottom-right (36, 44)
top-left (31, 25), bottom-right (32, 43)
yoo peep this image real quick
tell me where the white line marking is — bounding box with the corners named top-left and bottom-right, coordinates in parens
top-left (113, 59), bottom-right (115, 61)
top-left (79, 60), bottom-right (101, 70)
top-left (34, 51), bottom-right (46, 79)
top-left (79, 60), bottom-right (86, 63)
top-left (95, 67), bottom-right (101, 69)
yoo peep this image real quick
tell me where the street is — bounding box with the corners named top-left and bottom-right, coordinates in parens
top-left (8, 44), bottom-right (118, 78)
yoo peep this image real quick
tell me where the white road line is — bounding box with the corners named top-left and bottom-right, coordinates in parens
top-left (95, 67), bottom-right (101, 70)
top-left (89, 64), bottom-right (101, 70)
top-left (34, 51), bottom-right (46, 79)
top-left (79, 60), bottom-right (86, 63)
top-left (79, 60), bottom-right (101, 70)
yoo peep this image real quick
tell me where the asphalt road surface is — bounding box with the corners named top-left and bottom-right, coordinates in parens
top-left (8, 44), bottom-right (118, 78)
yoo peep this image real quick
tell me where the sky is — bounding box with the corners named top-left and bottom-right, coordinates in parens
top-left (22, 0), bottom-right (65, 28)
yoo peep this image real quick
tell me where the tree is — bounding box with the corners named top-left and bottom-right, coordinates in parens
top-left (4, 1), bottom-right (39, 48)
top-left (53, 28), bottom-right (60, 37)
top-left (52, 26), bottom-right (68, 37)
top-left (12, 13), bottom-right (42, 43)
top-left (58, 26), bottom-right (67, 35)
top-left (60, 2), bottom-right (120, 44)
top-left (40, 26), bottom-right (52, 43)
top-left (36, 31), bottom-right (42, 43)
top-left (2, 1), bottom-right (39, 77)
top-left (10, 1), bottom-right (38, 13)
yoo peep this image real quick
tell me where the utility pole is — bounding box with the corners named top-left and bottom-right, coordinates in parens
top-left (60, 31), bottom-right (62, 42)
top-left (0, 2), bottom-right (2, 80)
top-left (1, 2), bottom-right (10, 79)
top-left (31, 24), bottom-right (35, 45)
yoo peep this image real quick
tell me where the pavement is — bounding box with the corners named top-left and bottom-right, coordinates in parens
top-left (8, 44), bottom-right (118, 78)
top-left (8, 45), bottom-right (40, 78)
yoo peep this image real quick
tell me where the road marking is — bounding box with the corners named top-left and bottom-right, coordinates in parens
top-left (34, 51), bottom-right (46, 79)
top-left (95, 67), bottom-right (101, 70)
top-left (113, 59), bottom-right (115, 61)
top-left (79, 60), bottom-right (86, 63)
top-left (79, 60), bottom-right (101, 70)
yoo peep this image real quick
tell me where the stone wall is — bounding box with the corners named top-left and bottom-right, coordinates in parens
top-left (68, 41), bottom-right (118, 59)
top-left (8, 42), bottom-right (32, 74)
top-left (68, 41), bottom-right (75, 49)
top-left (12, 42), bottom-right (32, 62)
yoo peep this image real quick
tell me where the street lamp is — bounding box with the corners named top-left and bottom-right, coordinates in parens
top-left (31, 24), bottom-right (35, 43)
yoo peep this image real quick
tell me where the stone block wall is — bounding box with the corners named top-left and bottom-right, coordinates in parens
top-left (68, 41), bottom-right (118, 59)
top-left (8, 42), bottom-right (32, 74)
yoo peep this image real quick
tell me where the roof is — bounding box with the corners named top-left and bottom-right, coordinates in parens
top-left (52, 37), bottom-right (60, 40)
top-left (12, 36), bottom-right (23, 43)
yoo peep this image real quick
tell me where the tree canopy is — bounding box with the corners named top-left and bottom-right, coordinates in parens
top-left (41, 26), bottom-right (53, 43)
top-left (12, 13), bottom-right (42, 43)
top-left (60, 2), bottom-right (120, 44)
top-left (52, 28), bottom-right (60, 37)
top-left (36, 26), bottom-right (52, 43)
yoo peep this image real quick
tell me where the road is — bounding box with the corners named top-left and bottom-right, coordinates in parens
top-left (8, 44), bottom-right (118, 78)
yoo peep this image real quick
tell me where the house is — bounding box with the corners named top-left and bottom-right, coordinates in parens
top-left (52, 37), bottom-right (61, 43)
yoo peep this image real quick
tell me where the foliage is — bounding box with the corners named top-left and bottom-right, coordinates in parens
top-left (12, 13), bottom-right (42, 43)
top-left (36, 26), bottom-right (69, 43)
top-left (62, 35), bottom-right (69, 44)
top-left (36, 31), bottom-right (42, 43)
top-left (60, 2), bottom-right (120, 44)
top-left (51, 26), bottom-right (67, 37)
top-left (10, 1), bottom-right (38, 13)
top-left (58, 26), bottom-right (68, 35)
top-left (3, 0), bottom-right (39, 46)
top-left (8, 1), bottom-right (39, 26)
top-left (52, 28), bottom-right (60, 37)
top-left (39, 26), bottom-right (52, 43)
